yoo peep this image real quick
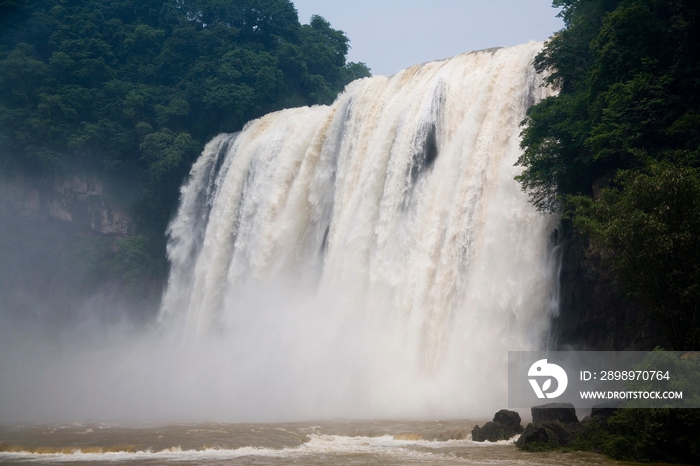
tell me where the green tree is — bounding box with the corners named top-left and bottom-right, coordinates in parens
top-left (572, 163), bottom-right (700, 349)
top-left (517, 0), bottom-right (700, 350)
top-left (0, 0), bottom-right (371, 303)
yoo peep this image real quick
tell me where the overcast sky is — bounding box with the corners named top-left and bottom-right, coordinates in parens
top-left (292, 0), bottom-right (564, 76)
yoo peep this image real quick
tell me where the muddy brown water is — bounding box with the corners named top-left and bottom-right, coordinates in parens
top-left (0, 419), bottom-right (657, 465)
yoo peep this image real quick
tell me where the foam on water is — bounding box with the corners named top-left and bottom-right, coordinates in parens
top-left (0, 434), bottom-right (479, 462)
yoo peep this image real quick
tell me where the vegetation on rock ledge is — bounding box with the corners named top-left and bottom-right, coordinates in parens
top-left (518, 0), bottom-right (700, 350)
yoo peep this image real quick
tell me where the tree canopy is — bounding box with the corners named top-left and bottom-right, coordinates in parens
top-left (0, 0), bottom-right (370, 296)
top-left (0, 0), bottom-right (370, 221)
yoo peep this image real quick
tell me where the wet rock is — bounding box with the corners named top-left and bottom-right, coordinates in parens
top-left (515, 420), bottom-right (574, 449)
top-left (471, 409), bottom-right (524, 442)
top-left (493, 409), bottom-right (524, 434)
top-left (541, 420), bottom-right (574, 445)
top-left (471, 422), bottom-right (513, 442)
top-left (515, 423), bottom-right (550, 448)
top-left (532, 402), bottom-right (578, 425)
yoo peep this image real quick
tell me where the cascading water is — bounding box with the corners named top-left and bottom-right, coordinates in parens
top-left (160, 41), bottom-right (560, 419)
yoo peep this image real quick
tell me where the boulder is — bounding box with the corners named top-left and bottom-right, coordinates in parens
top-left (541, 420), bottom-right (574, 445)
top-left (471, 409), bottom-right (524, 441)
top-left (471, 422), bottom-right (513, 442)
top-left (532, 402), bottom-right (579, 425)
top-left (515, 420), bottom-right (574, 449)
top-left (515, 423), bottom-right (550, 448)
top-left (493, 409), bottom-right (524, 433)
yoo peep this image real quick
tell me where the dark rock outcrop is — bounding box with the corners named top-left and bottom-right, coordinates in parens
top-left (516, 423), bottom-right (551, 447)
top-left (541, 420), bottom-right (574, 444)
top-left (515, 403), bottom-right (580, 450)
top-left (471, 409), bottom-right (523, 442)
top-left (494, 409), bottom-right (524, 433)
top-left (516, 419), bottom-right (574, 449)
top-left (531, 402), bottom-right (578, 425)
top-left (472, 422), bottom-right (512, 442)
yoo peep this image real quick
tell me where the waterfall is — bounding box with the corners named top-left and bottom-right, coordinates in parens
top-left (160, 42), bottom-right (560, 419)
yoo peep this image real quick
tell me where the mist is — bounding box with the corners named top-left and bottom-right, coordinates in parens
top-left (0, 276), bottom-right (539, 423)
top-left (0, 43), bottom-right (560, 425)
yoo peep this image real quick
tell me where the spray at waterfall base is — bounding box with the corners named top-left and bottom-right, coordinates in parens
top-left (1, 42), bottom-right (561, 423)
top-left (158, 41), bottom-right (559, 420)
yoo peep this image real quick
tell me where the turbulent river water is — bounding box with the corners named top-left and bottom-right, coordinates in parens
top-left (0, 420), bottom-right (635, 465)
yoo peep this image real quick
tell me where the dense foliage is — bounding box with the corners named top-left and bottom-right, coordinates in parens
top-left (571, 351), bottom-right (700, 463)
top-left (571, 406), bottom-right (700, 463)
top-left (0, 0), bottom-right (370, 297)
top-left (518, 0), bottom-right (700, 350)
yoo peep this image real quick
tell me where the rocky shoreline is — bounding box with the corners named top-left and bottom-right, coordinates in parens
top-left (472, 403), bottom-right (700, 464)
top-left (515, 403), bottom-right (583, 451)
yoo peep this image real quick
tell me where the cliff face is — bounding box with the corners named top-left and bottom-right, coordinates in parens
top-left (0, 171), bottom-right (160, 325)
top-left (552, 224), bottom-right (667, 351)
top-left (0, 172), bottom-right (134, 237)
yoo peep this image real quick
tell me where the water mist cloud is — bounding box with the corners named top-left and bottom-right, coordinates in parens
top-left (0, 43), bottom-right (560, 424)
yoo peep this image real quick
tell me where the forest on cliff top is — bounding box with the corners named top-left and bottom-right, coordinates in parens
top-left (0, 0), bottom-right (370, 306)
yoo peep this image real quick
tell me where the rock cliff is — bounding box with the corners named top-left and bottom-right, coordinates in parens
top-left (0, 172), bottom-right (133, 237)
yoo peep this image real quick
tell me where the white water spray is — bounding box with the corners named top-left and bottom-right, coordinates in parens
top-left (160, 42), bottom-right (559, 419)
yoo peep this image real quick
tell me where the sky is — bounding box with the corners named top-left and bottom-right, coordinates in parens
top-left (292, 0), bottom-right (565, 76)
